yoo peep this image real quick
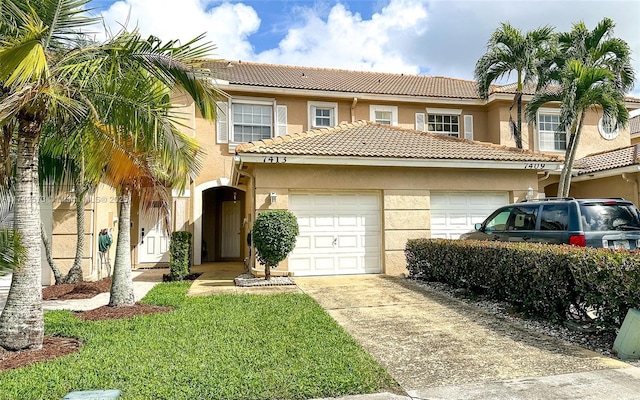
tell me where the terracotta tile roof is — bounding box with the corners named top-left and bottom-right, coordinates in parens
top-left (208, 60), bottom-right (640, 104)
top-left (631, 115), bottom-right (640, 135)
top-left (236, 121), bottom-right (560, 163)
top-left (574, 144), bottom-right (640, 175)
top-left (208, 60), bottom-right (480, 99)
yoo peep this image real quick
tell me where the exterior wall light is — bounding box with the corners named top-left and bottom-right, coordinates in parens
top-left (270, 192), bottom-right (277, 204)
top-left (526, 186), bottom-right (535, 200)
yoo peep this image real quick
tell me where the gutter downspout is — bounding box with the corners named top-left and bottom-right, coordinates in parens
top-left (536, 171), bottom-right (551, 198)
top-left (351, 97), bottom-right (358, 122)
top-left (622, 173), bottom-right (639, 207)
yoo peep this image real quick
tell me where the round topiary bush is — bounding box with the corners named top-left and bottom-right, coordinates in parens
top-left (252, 210), bottom-right (299, 280)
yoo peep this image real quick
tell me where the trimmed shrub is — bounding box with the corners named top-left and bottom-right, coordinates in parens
top-left (252, 210), bottom-right (299, 280)
top-left (165, 231), bottom-right (192, 281)
top-left (405, 239), bottom-right (640, 328)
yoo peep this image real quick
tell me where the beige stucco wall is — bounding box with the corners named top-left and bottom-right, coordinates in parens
top-left (49, 183), bottom-right (118, 283)
top-left (569, 174), bottom-right (640, 206)
top-left (243, 163), bottom-right (540, 276)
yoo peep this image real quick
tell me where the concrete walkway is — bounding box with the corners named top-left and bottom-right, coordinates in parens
top-left (0, 269), bottom-right (165, 313)
top-left (294, 275), bottom-right (640, 400)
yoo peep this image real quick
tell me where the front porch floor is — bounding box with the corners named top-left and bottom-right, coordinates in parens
top-left (188, 262), bottom-right (302, 296)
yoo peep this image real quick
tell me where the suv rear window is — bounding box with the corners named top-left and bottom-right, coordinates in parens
top-left (580, 203), bottom-right (640, 231)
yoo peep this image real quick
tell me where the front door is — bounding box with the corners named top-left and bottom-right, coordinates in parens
top-left (138, 206), bottom-right (170, 264)
top-left (221, 201), bottom-right (241, 259)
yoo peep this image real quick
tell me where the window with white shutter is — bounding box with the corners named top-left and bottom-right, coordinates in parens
top-left (415, 113), bottom-right (425, 131)
top-left (216, 101), bottom-right (229, 144)
top-left (276, 105), bottom-right (287, 137)
top-left (464, 115), bottom-right (474, 140)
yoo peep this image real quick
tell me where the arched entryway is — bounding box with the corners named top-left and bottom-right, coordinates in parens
top-left (194, 181), bottom-right (246, 265)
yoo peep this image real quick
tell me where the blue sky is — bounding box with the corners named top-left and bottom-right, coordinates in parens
top-left (88, 0), bottom-right (640, 97)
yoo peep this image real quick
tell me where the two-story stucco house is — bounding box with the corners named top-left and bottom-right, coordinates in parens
top-left (44, 60), bottom-right (640, 282)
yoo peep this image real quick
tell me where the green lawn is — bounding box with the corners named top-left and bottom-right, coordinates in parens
top-left (0, 282), bottom-right (398, 399)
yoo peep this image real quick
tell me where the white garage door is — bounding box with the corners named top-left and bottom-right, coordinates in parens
top-left (431, 192), bottom-right (509, 239)
top-left (288, 192), bottom-right (381, 276)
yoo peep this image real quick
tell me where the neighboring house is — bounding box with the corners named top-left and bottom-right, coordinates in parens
top-left (43, 60), bottom-right (640, 281)
top-left (630, 114), bottom-right (640, 144)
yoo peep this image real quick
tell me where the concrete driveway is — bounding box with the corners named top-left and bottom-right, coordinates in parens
top-left (295, 274), bottom-right (640, 399)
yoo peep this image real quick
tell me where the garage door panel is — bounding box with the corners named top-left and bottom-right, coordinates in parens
top-left (312, 215), bottom-right (334, 227)
top-left (296, 216), bottom-right (311, 227)
top-left (431, 192), bottom-right (508, 240)
top-left (337, 215), bottom-right (358, 227)
top-left (313, 236), bottom-right (335, 248)
top-left (314, 257), bottom-right (336, 271)
top-left (363, 213), bottom-right (380, 227)
top-left (430, 213), bottom-right (446, 225)
top-left (295, 236), bottom-right (311, 249)
top-left (289, 192), bottom-right (381, 276)
top-left (338, 235), bottom-right (358, 248)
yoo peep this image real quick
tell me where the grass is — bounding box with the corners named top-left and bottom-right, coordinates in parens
top-left (0, 282), bottom-right (398, 399)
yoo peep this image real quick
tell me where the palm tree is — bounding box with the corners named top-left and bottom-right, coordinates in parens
top-left (0, 0), bottom-right (218, 351)
top-left (526, 18), bottom-right (635, 197)
top-left (79, 68), bottom-right (203, 307)
top-left (475, 23), bottom-right (554, 149)
top-left (39, 120), bottom-right (95, 284)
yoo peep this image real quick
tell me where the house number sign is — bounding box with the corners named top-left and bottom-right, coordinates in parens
top-left (262, 156), bottom-right (287, 163)
top-left (523, 163), bottom-right (546, 169)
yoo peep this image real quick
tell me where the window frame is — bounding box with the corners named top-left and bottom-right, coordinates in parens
top-left (308, 101), bottom-right (338, 129)
top-left (369, 105), bottom-right (398, 125)
top-left (598, 116), bottom-right (619, 140)
top-left (426, 108), bottom-right (462, 137)
top-left (537, 108), bottom-right (567, 152)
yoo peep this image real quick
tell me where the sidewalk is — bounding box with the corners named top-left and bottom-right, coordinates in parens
top-left (0, 269), bottom-right (165, 313)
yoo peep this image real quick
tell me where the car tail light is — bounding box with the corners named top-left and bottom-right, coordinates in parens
top-left (570, 234), bottom-right (586, 247)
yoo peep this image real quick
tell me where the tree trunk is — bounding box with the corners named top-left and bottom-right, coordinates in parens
top-left (264, 262), bottom-right (271, 281)
top-left (109, 186), bottom-right (135, 307)
top-left (0, 124), bottom-right (13, 186)
top-left (557, 113), bottom-right (585, 198)
top-left (41, 222), bottom-right (63, 285)
top-left (515, 93), bottom-right (523, 149)
top-left (0, 120), bottom-right (43, 351)
top-left (63, 173), bottom-right (85, 284)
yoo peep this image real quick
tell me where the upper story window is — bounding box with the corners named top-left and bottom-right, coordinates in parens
top-left (216, 98), bottom-right (287, 150)
top-left (537, 110), bottom-right (566, 152)
top-left (308, 101), bottom-right (338, 129)
top-left (370, 105), bottom-right (398, 125)
top-left (233, 103), bottom-right (272, 142)
top-left (426, 108), bottom-right (462, 137)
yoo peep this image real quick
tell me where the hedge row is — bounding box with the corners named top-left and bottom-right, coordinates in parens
top-left (405, 239), bottom-right (640, 328)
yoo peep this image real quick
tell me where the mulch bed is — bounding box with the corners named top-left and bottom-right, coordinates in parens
top-left (0, 336), bottom-right (82, 371)
top-left (42, 277), bottom-right (112, 300)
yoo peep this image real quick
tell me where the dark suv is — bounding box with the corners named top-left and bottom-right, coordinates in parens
top-left (460, 198), bottom-right (640, 249)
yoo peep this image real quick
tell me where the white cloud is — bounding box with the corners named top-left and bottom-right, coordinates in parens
top-left (98, 0), bottom-right (260, 60)
top-left (255, 0), bottom-right (428, 74)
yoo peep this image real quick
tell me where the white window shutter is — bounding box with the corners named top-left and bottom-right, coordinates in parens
top-left (415, 113), bottom-right (425, 131)
top-left (216, 101), bottom-right (229, 143)
top-left (464, 115), bottom-right (473, 140)
top-left (276, 105), bottom-right (287, 137)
